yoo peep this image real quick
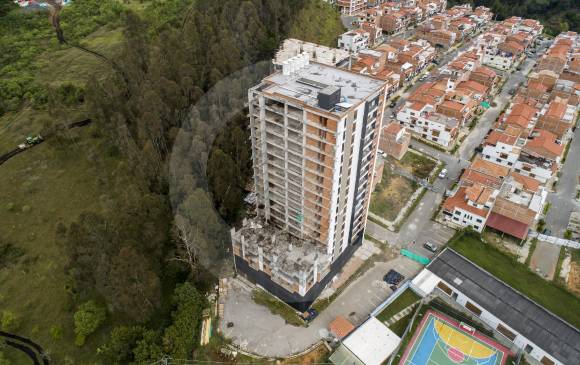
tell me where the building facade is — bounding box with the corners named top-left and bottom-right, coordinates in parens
top-left (233, 54), bottom-right (388, 309)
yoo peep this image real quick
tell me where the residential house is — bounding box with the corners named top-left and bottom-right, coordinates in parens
top-left (442, 159), bottom-right (509, 232)
top-left (379, 123), bottom-right (411, 160)
top-left (397, 101), bottom-right (460, 147)
top-left (337, 0), bottom-right (368, 15)
top-left (535, 97), bottom-right (577, 140)
top-left (481, 129), bottom-right (523, 168)
top-left (469, 66), bottom-right (497, 89)
top-left (515, 129), bottom-right (564, 184)
top-left (338, 29), bottom-right (370, 54)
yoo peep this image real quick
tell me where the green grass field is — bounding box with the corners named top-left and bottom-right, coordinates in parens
top-left (449, 232), bottom-right (580, 328)
top-left (0, 20), bottom-right (128, 364)
top-left (398, 151), bottom-right (437, 179)
top-left (376, 289), bottom-right (420, 323)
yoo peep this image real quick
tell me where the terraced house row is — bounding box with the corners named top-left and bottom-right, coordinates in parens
top-left (476, 17), bottom-right (543, 71)
top-left (442, 31), bottom-right (579, 242)
top-left (415, 5), bottom-right (493, 48)
top-left (394, 49), bottom-right (498, 148)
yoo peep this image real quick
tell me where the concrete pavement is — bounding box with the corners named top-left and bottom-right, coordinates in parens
top-left (545, 127), bottom-right (580, 237)
top-left (220, 255), bottom-right (421, 357)
top-left (529, 241), bottom-right (562, 280)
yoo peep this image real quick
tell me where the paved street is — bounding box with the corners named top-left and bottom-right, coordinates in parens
top-left (545, 127), bottom-right (580, 237)
top-left (529, 241), bottom-right (561, 280)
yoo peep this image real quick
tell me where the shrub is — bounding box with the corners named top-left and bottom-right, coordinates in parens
top-left (0, 311), bottom-right (20, 332)
top-left (50, 324), bottom-right (63, 341)
top-left (73, 300), bottom-right (106, 346)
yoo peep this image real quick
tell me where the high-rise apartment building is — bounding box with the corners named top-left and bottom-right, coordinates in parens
top-left (231, 54), bottom-right (388, 310)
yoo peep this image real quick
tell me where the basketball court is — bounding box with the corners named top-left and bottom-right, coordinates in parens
top-left (399, 310), bottom-right (510, 365)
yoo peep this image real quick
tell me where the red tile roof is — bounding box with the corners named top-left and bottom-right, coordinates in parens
top-left (443, 187), bottom-right (489, 217)
top-left (486, 212), bottom-right (529, 240)
top-left (329, 316), bottom-right (355, 339)
top-left (384, 122), bottom-right (403, 135)
top-left (524, 129), bottom-right (564, 159)
top-left (485, 130), bottom-right (518, 146)
top-left (509, 171), bottom-right (540, 193)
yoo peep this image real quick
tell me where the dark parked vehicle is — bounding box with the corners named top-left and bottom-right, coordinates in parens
top-left (302, 308), bottom-right (318, 322)
top-left (383, 269), bottom-right (405, 285)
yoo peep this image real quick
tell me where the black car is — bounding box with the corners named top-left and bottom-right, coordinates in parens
top-left (389, 102), bottom-right (397, 108)
top-left (383, 269), bottom-right (405, 285)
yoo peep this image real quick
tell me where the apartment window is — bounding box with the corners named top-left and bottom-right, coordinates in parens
top-left (507, 162), bottom-right (513, 166)
top-left (476, 218), bottom-right (483, 223)
top-left (497, 324), bottom-right (517, 342)
top-left (540, 357), bottom-right (554, 365)
top-left (524, 345), bottom-right (533, 354)
top-left (465, 301), bottom-right (482, 317)
top-left (437, 281), bottom-right (453, 296)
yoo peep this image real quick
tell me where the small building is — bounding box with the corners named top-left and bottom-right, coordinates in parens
top-left (338, 29), bottom-right (370, 54)
top-left (330, 317), bottom-right (401, 365)
top-left (379, 123), bottom-right (410, 160)
top-left (329, 315), bottom-right (355, 340)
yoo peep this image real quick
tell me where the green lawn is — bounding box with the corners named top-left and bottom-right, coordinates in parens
top-left (375, 289), bottom-right (420, 323)
top-left (388, 313), bottom-right (412, 337)
top-left (0, 24), bottom-right (129, 364)
top-left (398, 151), bottom-right (437, 179)
top-left (448, 232), bottom-right (580, 328)
top-left (370, 161), bottom-right (418, 221)
top-left (251, 289), bottom-right (305, 327)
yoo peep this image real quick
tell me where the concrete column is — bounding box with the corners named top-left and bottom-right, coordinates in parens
top-left (258, 246), bottom-right (264, 271)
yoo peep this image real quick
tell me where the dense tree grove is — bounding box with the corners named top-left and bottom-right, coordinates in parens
top-left (449, 0), bottom-right (579, 34)
top-left (0, 0), bottom-right (343, 362)
top-left (0, 0), bottom-right (125, 115)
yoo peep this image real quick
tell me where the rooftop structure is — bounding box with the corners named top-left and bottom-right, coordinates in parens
top-left (273, 39), bottom-right (350, 68)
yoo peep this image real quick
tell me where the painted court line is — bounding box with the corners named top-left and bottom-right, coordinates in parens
top-left (399, 310), bottom-right (510, 365)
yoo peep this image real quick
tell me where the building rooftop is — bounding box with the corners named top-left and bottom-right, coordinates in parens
top-left (341, 317), bottom-right (401, 365)
top-left (427, 248), bottom-right (580, 365)
top-left (263, 62), bottom-right (386, 116)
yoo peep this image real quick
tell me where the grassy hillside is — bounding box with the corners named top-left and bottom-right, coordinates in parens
top-left (0, 0), bottom-right (345, 363)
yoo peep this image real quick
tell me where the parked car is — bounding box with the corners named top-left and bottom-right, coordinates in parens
top-left (302, 308), bottom-right (318, 322)
top-left (383, 269), bottom-right (405, 285)
top-left (438, 168), bottom-right (448, 179)
top-left (423, 242), bottom-right (438, 253)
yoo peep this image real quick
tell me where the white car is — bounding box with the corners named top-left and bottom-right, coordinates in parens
top-left (438, 168), bottom-right (448, 179)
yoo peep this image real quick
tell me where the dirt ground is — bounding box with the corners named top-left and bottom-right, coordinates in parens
top-left (282, 344), bottom-right (329, 365)
top-left (370, 172), bottom-right (416, 221)
top-left (568, 262), bottom-right (580, 296)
